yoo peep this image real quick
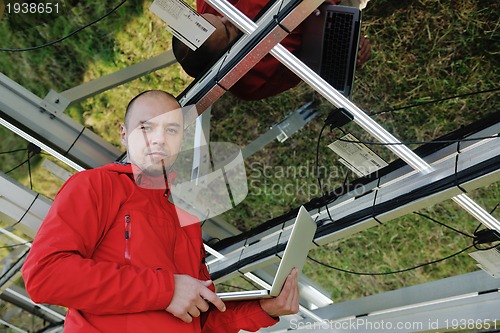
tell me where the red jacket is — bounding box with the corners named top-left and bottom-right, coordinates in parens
top-left (197, 0), bottom-right (342, 100)
top-left (22, 163), bottom-right (277, 332)
top-left (197, 0), bottom-right (303, 100)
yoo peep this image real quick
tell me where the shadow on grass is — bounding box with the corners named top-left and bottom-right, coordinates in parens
top-left (363, 0), bottom-right (418, 17)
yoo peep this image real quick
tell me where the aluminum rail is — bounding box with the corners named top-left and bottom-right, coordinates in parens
top-left (0, 172), bottom-right (52, 238)
top-left (205, 0), bottom-right (500, 232)
top-left (178, 0), bottom-right (324, 112)
top-left (0, 73), bottom-right (121, 170)
top-left (208, 131), bottom-right (500, 279)
top-left (258, 270), bottom-right (500, 332)
top-left (1, 51), bottom-right (176, 170)
top-left (1, 287), bottom-right (66, 324)
top-left (54, 50), bottom-right (177, 110)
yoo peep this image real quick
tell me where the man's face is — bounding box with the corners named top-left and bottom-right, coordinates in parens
top-left (120, 94), bottom-right (184, 177)
top-left (203, 13), bottom-right (239, 53)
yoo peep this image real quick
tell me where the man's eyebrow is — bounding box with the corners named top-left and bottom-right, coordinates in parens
top-left (139, 120), bottom-right (181, 126)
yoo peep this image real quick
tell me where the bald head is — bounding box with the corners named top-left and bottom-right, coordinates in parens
top-left (120, 90), bottom-right (184, 176)
top-left (124, 90), bottom-right (180, 129)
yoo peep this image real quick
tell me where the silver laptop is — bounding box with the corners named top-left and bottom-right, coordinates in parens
top-left (299, 4), bottom-right (362, 98)
top-left (217, 206), bottom-right (317, 301)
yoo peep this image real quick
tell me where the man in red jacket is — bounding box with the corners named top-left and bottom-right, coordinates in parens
top-left (22, 90), bottom-right (299, 332)
top-left (172, 0), bottom-right (371, 101)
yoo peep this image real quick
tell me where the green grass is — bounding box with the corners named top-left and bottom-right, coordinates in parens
top-left (0, 0), bottom-right (499, 329)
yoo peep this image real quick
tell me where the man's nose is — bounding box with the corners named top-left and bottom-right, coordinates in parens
top-left (148, 128), bottom-right (166, 145)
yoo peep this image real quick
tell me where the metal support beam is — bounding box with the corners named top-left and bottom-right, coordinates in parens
top-left (208, 132), bottom-right (500, 279)
top-left (1, 286), bottom-right (65, 324)
top-left (0, 172), bottom-right (52, 238)
top-left (257, 270), bottom-right (500, 333)
top-left (203, 0), bottom-right (500, 232)
top-left (0, 73), bottom-right (121, 170)
top-left (0, 247), bottom-right (29, 292)
top-left (52, 50), bottom-right (177, 110)
top-left (241, 101), bottom-right (319, 159)
top-left (178, 0), bottom-right (323, 113)
top-left (0, 318), bottom-right (27, 333)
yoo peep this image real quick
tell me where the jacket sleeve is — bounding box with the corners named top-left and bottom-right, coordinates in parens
top-left (201, 300), bottom-right (279, 333)
top-left (197, 260), bottom-right (278, 332)
top-left (22, 170), bottom-right (174, 315)
top-left (197, 0), bottom-right (303, 101)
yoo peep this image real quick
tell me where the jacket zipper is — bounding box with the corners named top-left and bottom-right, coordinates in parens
top-left (124, 214), bottom-right (131, 264)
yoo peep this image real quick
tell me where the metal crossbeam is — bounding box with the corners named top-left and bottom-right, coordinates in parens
top-left (1, 286), bottom-right (65, 323)
top-left (241, 101), bottom-right (319, 159)
top-left (258, 270), bottom-right (500, 333)
top-left (207, 128), bottom-right (500, 279)
top-left (0, 73), bottom-right (121, 170)
top-left (53, 50), bottom-right (177, 110)
top-left (205, 0), bottom-right (500, 233)
top-left (0, 0), bottom-right (497, 327)
top-left (178, 0), bottom-right (323, 112)
top-left (0, 173), bottom-right (51, 238)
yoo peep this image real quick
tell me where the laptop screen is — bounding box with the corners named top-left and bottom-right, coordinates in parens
top-left (299, 5), bottom-right (361, 98)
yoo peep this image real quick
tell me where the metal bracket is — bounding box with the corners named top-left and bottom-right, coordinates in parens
top-left (40, 90), bottom-right (71, 118)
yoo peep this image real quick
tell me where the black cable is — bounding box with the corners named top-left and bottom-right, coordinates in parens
top-left (309, 210), bottom-right (498, 275)
top-left (3, 146), bottom-right (35, 174)
top-left (64, 127), bottom-right (86, 157)
top-left (0, 249), bottom-right (30, 287)
top-left (315, 121), bottom-right (334, 223)
top-left (335, 133), bottom-right (499, 146)
top-left (314, 155), bottom-right (499, 241)
top-left (4, 159), bottom-right (29, 174)
top-left (5, 143), bottom-right (40, 176)
top-left (0, 148), bottom-right (27, 155)
top-left (371, 87), bottom-right (500, 117)
top-left (9, 193), bottom-right (40, 230)
top-left (473, 242), bottom-right (499, 251)
top-left (308, 244), bottom-right (474, 276)
top-left (490, 202), bottom-right (500, 214)
top-left (27, 151), bottom-right (33, 190)
top-left (0, 0), bottom-right (127, 52)
top-left (0, 242), bottom-right (31, 249)
top-left (414, 212), bottom-right (475, 238)
top-left (371, 177), bottom-right (383, 225)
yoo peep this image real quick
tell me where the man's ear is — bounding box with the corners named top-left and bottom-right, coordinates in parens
top-left (120, 124), bottom-right (127, 147)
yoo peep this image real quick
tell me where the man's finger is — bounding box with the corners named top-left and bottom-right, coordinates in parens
top-left (200, 289), bottom-right (226, 312)
top-left (201, 280), bottom-right (213, 287)
top-left (177, 312), bottom-right (193, 323)
top-left (188, 306), bottom-right (201, 318)
top-left (284, 268), bottom-right (299, 312)
top-left (198, 299), bottom-right (210, 313)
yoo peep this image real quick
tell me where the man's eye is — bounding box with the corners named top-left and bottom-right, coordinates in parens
top-left (167, 128), bottom-right (179, 134)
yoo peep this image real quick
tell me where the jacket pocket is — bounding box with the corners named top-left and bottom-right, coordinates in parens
top-left (124, 214), bottom-right (131, 264)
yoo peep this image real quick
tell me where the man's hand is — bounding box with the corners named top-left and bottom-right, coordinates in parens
top-left (259, 268), bottom-right (300, 317)
top-left (357, 35), bottom-right (371, 67)
top-left (166, 274), bottom-right (226, 323)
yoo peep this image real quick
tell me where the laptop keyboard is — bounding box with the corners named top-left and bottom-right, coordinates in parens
top-left (321, 11), bottom-right (355, 90)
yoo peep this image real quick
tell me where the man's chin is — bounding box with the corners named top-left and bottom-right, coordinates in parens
top-left (141, 165), bottom-right (168, 177)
